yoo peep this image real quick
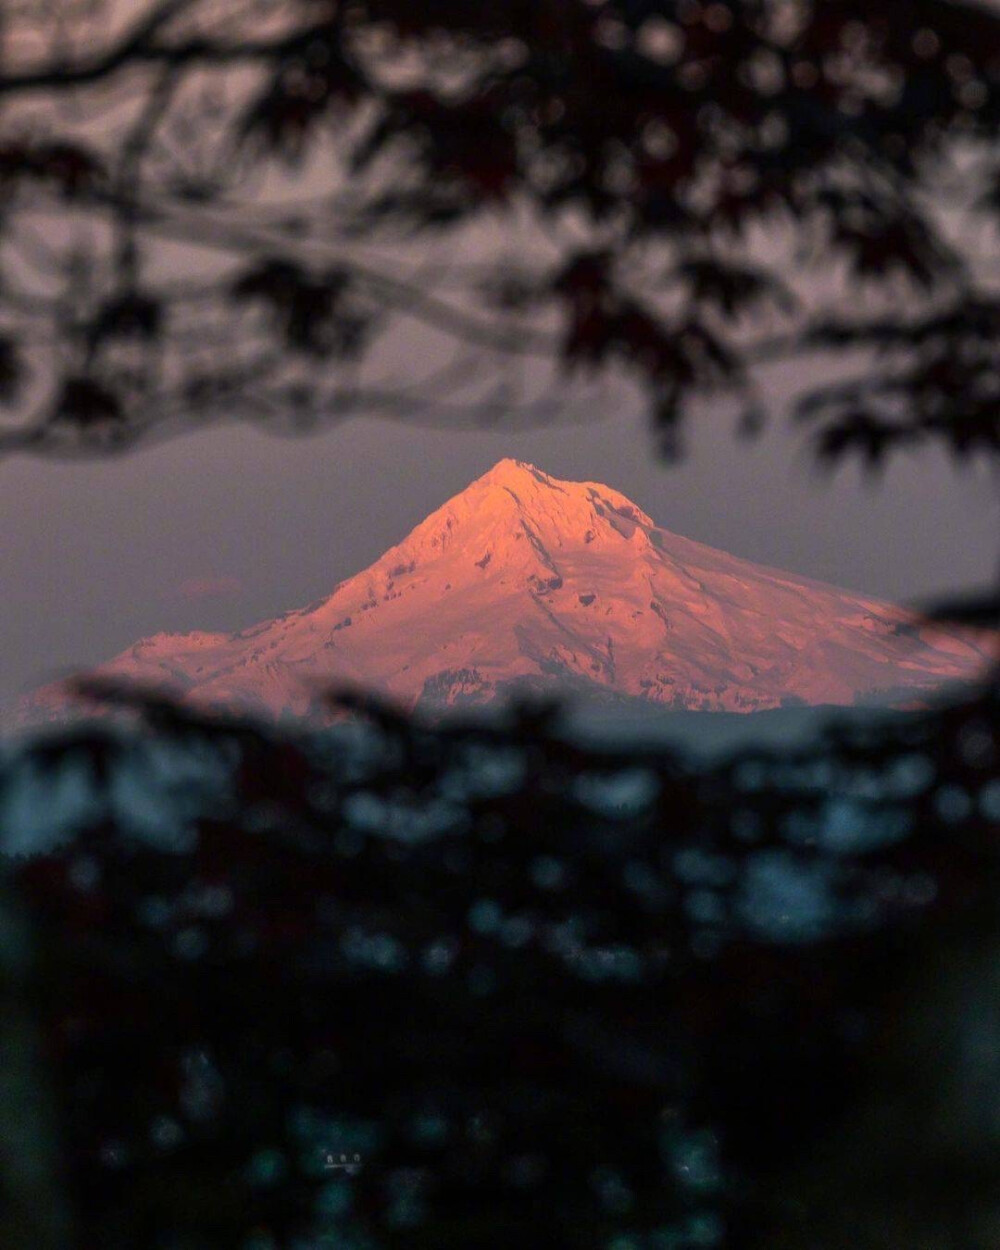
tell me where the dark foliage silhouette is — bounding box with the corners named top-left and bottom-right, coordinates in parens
top-left (0, 0), bottom-right (997, 465)
top-left (1, 676), bottom-right (999, 1249)
top-left (3, 4), bottom-right (1000, 1247)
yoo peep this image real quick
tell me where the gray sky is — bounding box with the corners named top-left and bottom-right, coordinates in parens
top-left (2, 383), bottom-right (998, 725)
top-left (3, 2), bottom-right (998, 728)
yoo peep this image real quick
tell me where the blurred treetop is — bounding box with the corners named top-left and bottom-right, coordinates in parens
top-left (0, 0), bottom-right (997, 465)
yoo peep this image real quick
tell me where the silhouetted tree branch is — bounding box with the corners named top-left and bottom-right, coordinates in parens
top-left (3, 9), bottom-right (1000, 1246)
top-left (0, 0), bottom-right (997, 465)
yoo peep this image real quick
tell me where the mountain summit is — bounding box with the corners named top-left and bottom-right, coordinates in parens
top-left (28, 460), bottom-right (992, 720)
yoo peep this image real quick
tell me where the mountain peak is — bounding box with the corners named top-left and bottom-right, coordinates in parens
top-left (24, 466), bottom-right (991, 725)
top-left (377, 462), bottom-right (661, 582)
top-left (474, 458), bottom-right (566, 494)
top-left (467, 460), bottom-right (656, 529)
top-left (478, 457), bottom-right (543, 485)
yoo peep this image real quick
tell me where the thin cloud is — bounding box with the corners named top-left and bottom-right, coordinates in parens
top-left (176, 575), bottom-right (244, 602)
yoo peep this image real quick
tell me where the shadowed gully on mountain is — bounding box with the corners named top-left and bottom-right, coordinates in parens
top-left (26, 461), bottom-right (994, 723)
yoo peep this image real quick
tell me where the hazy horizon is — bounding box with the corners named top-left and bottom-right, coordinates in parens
top-left (5, 399), bottom-right (998, 727)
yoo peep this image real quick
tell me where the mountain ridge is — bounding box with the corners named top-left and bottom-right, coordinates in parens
top-left (24, 459), bottom-right (993, 723)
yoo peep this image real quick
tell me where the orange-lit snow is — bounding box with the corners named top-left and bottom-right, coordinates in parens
top-left (26, 460), bottom-right (995, 722)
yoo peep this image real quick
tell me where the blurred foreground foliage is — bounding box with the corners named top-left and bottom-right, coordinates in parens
top-left (2, 674), bottom-right (1000, 1249)
top-left (2, 4), bottom-right (1000, 1246)
top-left (0, 0), bottom-right (998, 465)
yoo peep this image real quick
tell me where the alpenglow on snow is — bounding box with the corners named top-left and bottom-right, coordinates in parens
top-left (25, 460), bottom-right (992, 723)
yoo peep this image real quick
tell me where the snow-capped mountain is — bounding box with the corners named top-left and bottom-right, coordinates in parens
top-left (26, 460), bottom-right (993, 721)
